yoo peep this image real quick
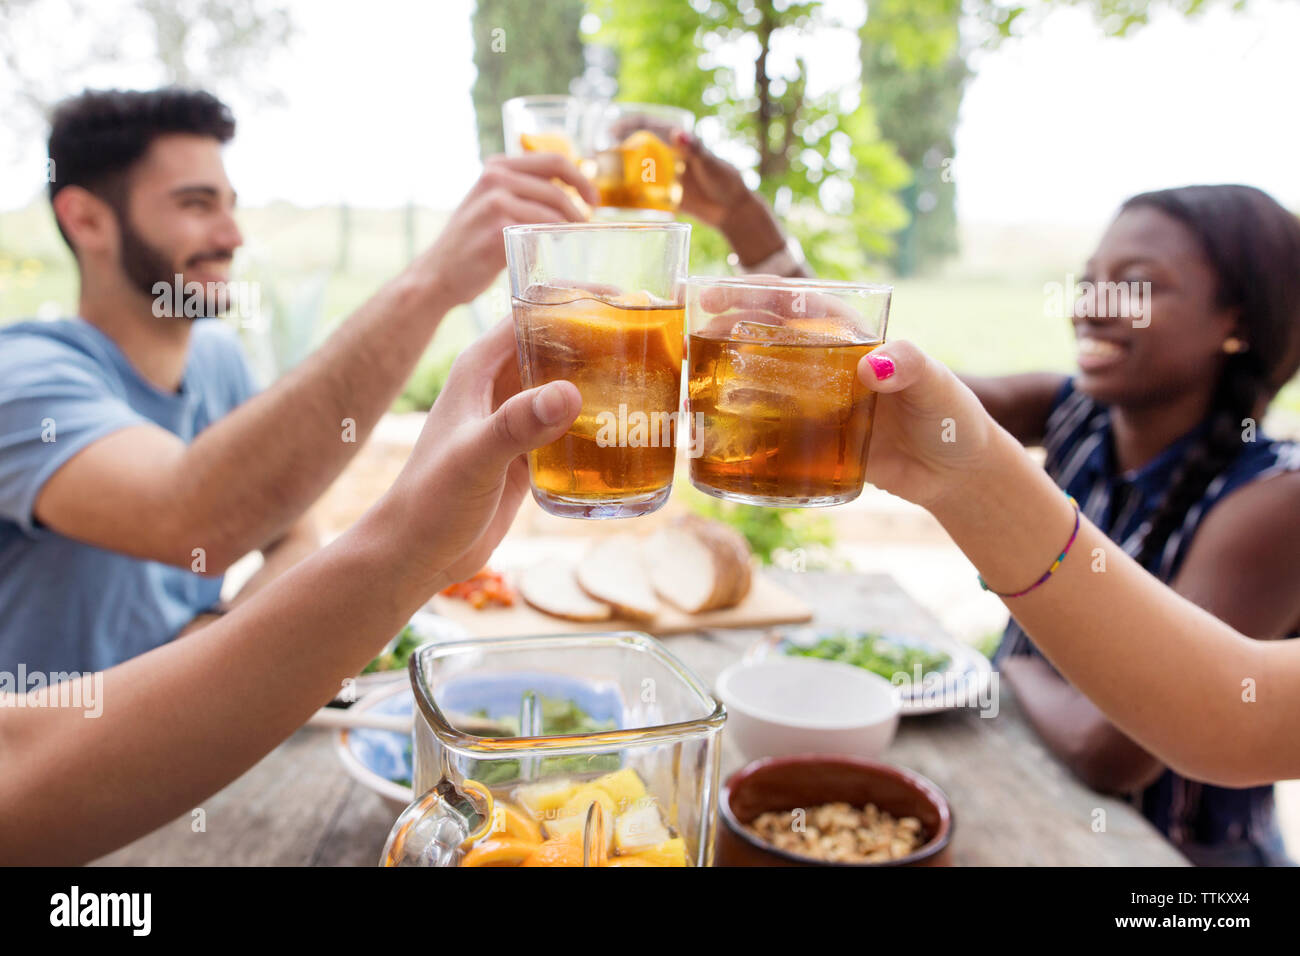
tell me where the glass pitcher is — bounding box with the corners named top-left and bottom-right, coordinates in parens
top-left (381, 632), bottom-right (726, 867)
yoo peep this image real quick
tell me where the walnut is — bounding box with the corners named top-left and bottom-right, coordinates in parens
top-left (745, 801), bottom-right (928, 863)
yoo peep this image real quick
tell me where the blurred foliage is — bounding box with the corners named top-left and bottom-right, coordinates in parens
top-left (593, 0), bottom-right (911, 279)
top-left (589, 0), bottom-right (1252, 277)
top-left (970, 0), bottom-right (1252, 41)
top-left (132, 0), bottom-right (294, 94)
top-left (470, 0), bottom-right (587, 158)
top-left (861, 0), bottom-right (968, 275)
top-left (234, 268), bottom-right (330, 384)
top-left (393, 353), bottom-right (455, 414)
top-left (973, 630), bottom-right (1004, 660)
top-left (0, 0), bottom-right (294, 154)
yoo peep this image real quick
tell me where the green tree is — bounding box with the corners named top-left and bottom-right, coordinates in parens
top-left (592, 0), bottom-right (1253, 277)
top-left (861, 0), bottom-right (968, 275)
top-left (859, 0), bottom-right (1251, 274)
top-left (594, 0), bottom-right (910, 278)
top-left (470, 0), bottom-right (587, 158)
top-left (971, 0), bottom-right (1250, 40)
top-left (0, 0), bottom-right (293, 153)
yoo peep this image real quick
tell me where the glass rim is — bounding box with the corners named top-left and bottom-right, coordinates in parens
top-left (503, 221), bottom-right (692, 237)
top-left (502, 93), bottom-right (576, 109)
top-left (685, 274), bottom-right (893, 296)
top-left (409, 631), bottom-right (726, 755)
top-left (502, 97), bottom-right (695, 124)
top-left (602, 100), bottom-right (695, 120)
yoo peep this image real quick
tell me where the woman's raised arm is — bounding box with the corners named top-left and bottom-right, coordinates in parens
top-left (859, 343), bottom-right (1299, 787)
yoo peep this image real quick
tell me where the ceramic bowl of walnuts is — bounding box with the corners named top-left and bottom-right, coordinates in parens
top-left (717, 754), bottom-right (953, 867)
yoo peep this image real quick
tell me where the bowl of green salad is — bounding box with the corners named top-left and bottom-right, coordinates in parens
top-left (745, 627), bottom-right (992, 716)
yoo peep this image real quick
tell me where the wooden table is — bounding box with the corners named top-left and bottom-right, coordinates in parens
top-left (93, 571), bottom-right (1188, 866)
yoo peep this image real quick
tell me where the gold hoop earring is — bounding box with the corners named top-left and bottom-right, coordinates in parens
top-left (1223, 337), bottom-right (1248, 355)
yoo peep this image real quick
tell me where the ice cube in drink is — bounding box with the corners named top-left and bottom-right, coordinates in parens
top-left (687, 312), bottom-right (880, 506)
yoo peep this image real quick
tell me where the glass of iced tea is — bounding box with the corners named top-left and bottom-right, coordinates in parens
top-left (588, 103), bottom-right (694, 218)
top-left (685, 276), bottom-right (891, 507)
top-left (504, 223), bottom-right (691, 519)
top-left (502, 95), bottom-right (586, 161)
top-left (502, 95), bottom-right (595, 217)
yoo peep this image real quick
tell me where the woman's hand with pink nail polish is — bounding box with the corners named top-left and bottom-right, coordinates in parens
top-left (857, 341), bottom-right (1002, 508)
top-left (866, 353), bottom-right (895, 380)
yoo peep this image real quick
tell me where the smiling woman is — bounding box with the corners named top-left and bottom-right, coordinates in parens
top-left (963, 183), bottom-right (1300, 866)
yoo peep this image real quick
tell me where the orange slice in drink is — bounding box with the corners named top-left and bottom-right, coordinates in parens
top-left (615, 129), bottom-right (683, 210)
top-left (520, 832), bottom-right (586, 867)
top-left (519, 132), bottom-right (578, 162)
top-left (461, 837), bottom-right (540, 868)
top-left (487, 800), bottom-right (544, 844)
top-left (518, 134), bottom-right (593, 219)
top-left (620, 130), bottom-right (678, 181)
top-left (545, 296), bottom-right (684, 370)
top-left (783, 317), bottom-right (867, 344)
top-left (620, 129), bottom-right (676, 164)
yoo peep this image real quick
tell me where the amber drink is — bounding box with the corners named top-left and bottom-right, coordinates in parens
top-left (503, 95), bottom-right (586, 161)
top-left (505, 223), bottom-right (690, 519)
top-left (590, 103), bottom-right (694, 217)
top-left (685, 277), bottom-right (891, 507)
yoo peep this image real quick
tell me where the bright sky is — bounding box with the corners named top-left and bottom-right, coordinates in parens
top-left (957, 0), bottom-right (1300, 224)
top-left (3, 0), bottom-right (1299, 230)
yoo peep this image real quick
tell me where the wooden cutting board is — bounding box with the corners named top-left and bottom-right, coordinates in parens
top-left (427, 570), bottom-right (812, 638)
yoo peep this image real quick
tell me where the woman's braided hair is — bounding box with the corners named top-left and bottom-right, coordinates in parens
top-left (1126, 185), bottom-right (1300, 572)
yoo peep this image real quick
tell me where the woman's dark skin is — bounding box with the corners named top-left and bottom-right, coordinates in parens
top-left (964, 205), bottom-right (1300, 794)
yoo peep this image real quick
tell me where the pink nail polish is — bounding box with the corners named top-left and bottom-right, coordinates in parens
top-left (867, 354), bottom-right (895, 380)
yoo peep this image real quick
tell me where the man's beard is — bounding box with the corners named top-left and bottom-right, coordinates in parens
top-left (117, 214), bottom-right (231, 321)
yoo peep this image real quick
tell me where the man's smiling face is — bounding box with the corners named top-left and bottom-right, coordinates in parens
top-left (113, 132), bottom-right (243, 318)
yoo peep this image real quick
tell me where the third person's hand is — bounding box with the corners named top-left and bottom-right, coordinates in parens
top-left (416, 154), bottom-right (599, 307)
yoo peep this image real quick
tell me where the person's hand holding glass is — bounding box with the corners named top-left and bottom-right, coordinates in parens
top-left (504, 222), bottom-right (690, 519)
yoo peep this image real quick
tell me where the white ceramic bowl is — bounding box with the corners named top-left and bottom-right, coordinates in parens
top-left (715, 658), bottom-right (901, 763)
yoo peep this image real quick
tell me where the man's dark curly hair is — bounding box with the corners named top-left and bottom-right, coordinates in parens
top-left (47, 87), bottom-right (236, 249)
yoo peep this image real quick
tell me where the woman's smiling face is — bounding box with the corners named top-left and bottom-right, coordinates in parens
top-left (1073, 205), bottom-right (1239, 408)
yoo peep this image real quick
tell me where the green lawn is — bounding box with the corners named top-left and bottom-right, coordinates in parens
top-left (887, 275), bottom-right (1076, 376)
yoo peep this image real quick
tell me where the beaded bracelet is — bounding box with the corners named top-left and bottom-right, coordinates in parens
top-left (978, 494), bottom-right (1080, 599)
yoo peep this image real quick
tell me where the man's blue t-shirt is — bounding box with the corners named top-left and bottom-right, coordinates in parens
top-left (0, 317), bottom-right (259, 673)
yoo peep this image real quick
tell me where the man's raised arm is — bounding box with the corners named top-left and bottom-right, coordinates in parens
top-left (33, 154), bottom-right (597, 574)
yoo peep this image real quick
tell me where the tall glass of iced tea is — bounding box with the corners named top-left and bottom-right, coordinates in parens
top-left (685, 276), bottom-right (891, 507)
top-left (504, 223), bottom-right (691, 519)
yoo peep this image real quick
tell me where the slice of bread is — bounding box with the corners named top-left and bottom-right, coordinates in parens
top-left (643, 515), bottom-right (753, 613)
top-left (518, 560), bottom-right (613, 622)
top-left (577, 536), bottom-right (659, 622)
